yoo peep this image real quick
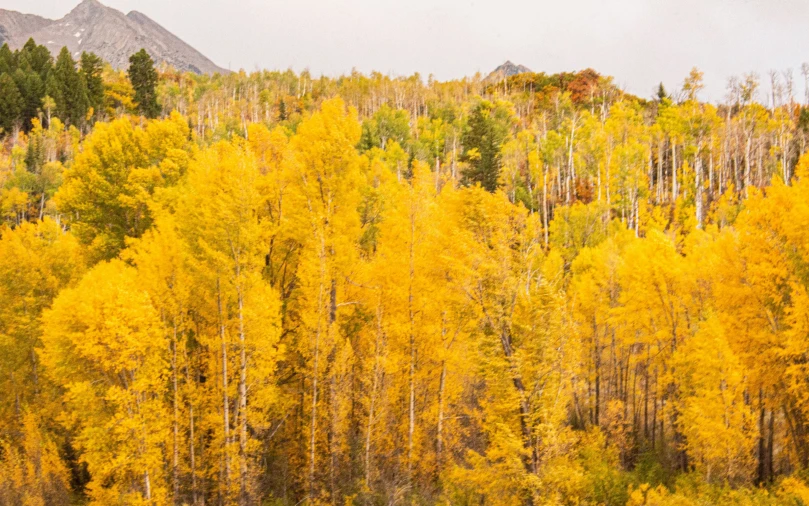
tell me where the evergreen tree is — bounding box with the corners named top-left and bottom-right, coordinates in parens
top-left (0, 73), bottom-right (24, 133)
top-left (49, 47), bottom-right (88, 127)
top-left (80, 52), bottom-right (104, 119)
top-left (12, 68), bottom-right (45, 130)
top-left (128, 49), bottom-right (160, 118)
top-left (277, 97), bottom-right (287, 121)
top-left (656, 82), bottom-right (669, 102)
top-left (460, 99), bottom-right (512, 192)
top-left (0, 43), bottom-right (15, 74)
top-left (17, 39), bottom-right (53, 79)
top-left (24, 39), bottom-right (52, 78)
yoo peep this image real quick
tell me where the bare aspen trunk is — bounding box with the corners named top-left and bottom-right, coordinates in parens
top-left (183, 346), bottom-right (198, 505)
top-left (144, 470), bottom-right (152, 501)
top-left (238, 286), bottom-right (249, 506)
top-left (217, 279), bottom-right (232, 495)
top-left (309, 308), bottom-right (321, 500)
top-left (407, 205), bottom-right (416, 490)
top-left (451, 134), bottom-right (457, 181)
top-left (172, 324), bottom-right (180, 503)
top-left (309, 250), bottom-right (326, 500)
top-left (189, 400), bottom-right (198, 504)
top-left (568, 117), bottom-right (576, 200)
top-left (594, 324), bottom-right (601, 426)
top-left (437, 357), bottom-right (447, 471)
top-left (695, 147), bottom-right (703, 229)
top-left (365, 305), bottom-right (383, 488)
top-left (543, 171), bottom-right (549, 247)
top-left (671, 141), bottom-right (677, 202)
top-left (709, 143), bottom-right (714, 201)
top-left (758, 389), bottom-right (766, 483)
top-left (657, 139), bottom-right (664, 203)
top-left (745, 136), bottom-right (752, 197)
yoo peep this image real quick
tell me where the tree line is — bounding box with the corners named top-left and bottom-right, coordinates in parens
top-left (0, 39), bottom-right (161, 135)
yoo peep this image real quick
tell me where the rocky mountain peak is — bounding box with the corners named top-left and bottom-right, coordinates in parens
top-left (486, 60), bottom-right (533, 82)
top-left (0, 0), bottom-right (225, 74)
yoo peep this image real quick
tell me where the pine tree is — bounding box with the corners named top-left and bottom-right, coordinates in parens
top-left (128, 49), bottom-right (160, 119)
top-left (0, 43), bottom-right (15, 74)
top-left (18, 38), bottom-right (53, 79)
top-left (0, 73), bottom-right (24, 133)
top-left (80, 52), bottom-right (104, 120)
top-left (656, 82), bottom-right (668, 102)
top-left (461, 99), bottom-right (512, 192)
top-left (49, 47), bottom-right (88, 127)
top-left (12, 68), bottom-right (44, 130)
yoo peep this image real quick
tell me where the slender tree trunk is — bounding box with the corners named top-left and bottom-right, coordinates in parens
top-left (237, 285), bottom-right (249, 506)
top-left (695, 146), bottom-right (704, 229)
top-left (172, 323), bottom-right (180, 504)
top-left (309, 301), bottom-right (322, 500)
top-left (365, 304), bottom-right (383, 489)
top-left (189, 388), bottom-right (198, 504)
top-left (407, 204), bottom-right (417, 491)
top-left (218, 279), bottom-right (232, 496)
top-left (144, 470), bottom-right (152, 501)
top-left (543, 171), bottom-right (549, 247)
top-left (436, 360), bottom-right (447, 469)
top-left (309, 243), bottom-right (327, 500)
top-left (758, 389), bottom-right (767, 483)
top-left (745, 136), bottom-right (752, 197)
top-left (671, 141), bottom-right (677, 202)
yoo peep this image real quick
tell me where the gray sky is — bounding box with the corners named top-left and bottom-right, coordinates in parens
top-left (7, 0), bottom-right (809, 102)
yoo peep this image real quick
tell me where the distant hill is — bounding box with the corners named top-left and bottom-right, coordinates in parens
top-left (0, 0), bottom-right (225, 75)
top-left (485, 60), bottom-right (532, 82)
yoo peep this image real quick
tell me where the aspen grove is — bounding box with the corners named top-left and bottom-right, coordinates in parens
top-left (5, 41), bottom-right (809, 505)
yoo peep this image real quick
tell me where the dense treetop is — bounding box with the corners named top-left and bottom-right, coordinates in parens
top-left (3, 43), bottom-right (809, 505)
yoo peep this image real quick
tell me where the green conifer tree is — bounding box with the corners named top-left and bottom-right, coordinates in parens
top-left (0, 73), bottom-right (24, 133)
top-left (128, 49), bottom-right (160, 119)
top-left (49, 47), bottom-right (88, 127)
top-left (80, 52), bottom-right (104, 120)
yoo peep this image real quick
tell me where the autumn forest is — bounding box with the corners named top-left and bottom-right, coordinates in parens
top-left (4, 38), bottom-right (809, 505)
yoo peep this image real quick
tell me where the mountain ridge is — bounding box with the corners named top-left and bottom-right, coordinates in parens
top-left (0, 9), bottom-right (52, 46)
top-left (0, 0), bottom-right (225, 75)
top-left (485, 60), bottom-right (532, 82)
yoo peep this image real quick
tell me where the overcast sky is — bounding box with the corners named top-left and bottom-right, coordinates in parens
top-left (7, 0), bottom-right (809, 102)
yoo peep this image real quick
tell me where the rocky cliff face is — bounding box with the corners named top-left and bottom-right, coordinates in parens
top-left (1, 0), bottom-right (225, 74)
top-left (0, 10), bottom-right (52, 46)
top-left (485, 60), bottom-right (533, 82)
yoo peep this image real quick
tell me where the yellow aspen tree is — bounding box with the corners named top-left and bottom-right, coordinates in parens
top-left (0, 218), bottom-right (84, 435)
top-left (671, 315), bottom-right (756, 484)
top-left (176, 140), bottom-right (281, 504)
top-left (55, 113), bottom-right (192, 262)
top-left (123, 215), bottom-right (195, 504)
top-left (613, 230), bottom-right (698, 468)
top-left (0, 413), bottom-right (72, 506)
top-left (441, 185), bottom-right (569, 505)
top-left (284, 97), bottom-right (362, 502)
top-left (368, 160), bottom-right (450, 497)
top-left (41, 261), bottom-right (169, 505)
